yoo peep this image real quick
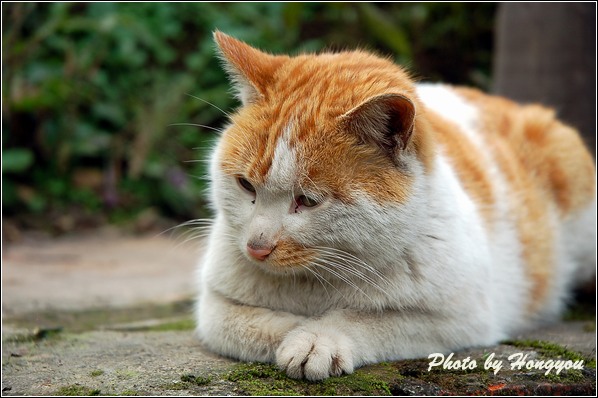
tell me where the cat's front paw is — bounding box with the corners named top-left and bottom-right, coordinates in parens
top-left (276, 328), bottom-right (354, 381)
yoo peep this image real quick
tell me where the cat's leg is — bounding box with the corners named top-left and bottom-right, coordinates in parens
top-left (197, 287), bottom-right (306, 362)
top-left (276, 307), bottom-right (495, 381)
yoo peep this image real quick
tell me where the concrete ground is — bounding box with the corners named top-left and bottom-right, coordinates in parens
top-left (2, 229), bottom-right (596, 395)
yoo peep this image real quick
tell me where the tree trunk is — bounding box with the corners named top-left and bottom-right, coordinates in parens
top-left (493, 3), bottom-right (596, 154)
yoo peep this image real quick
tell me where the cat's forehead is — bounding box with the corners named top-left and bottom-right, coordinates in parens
top-left (220, 111), bottom-right (346, 196)
top-left (266, 122), bottom-right (299, 191)
top-left (237, 116), bottom-right (332, 191)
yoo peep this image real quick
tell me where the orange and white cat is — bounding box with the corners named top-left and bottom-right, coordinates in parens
top-left (196, 32), bottom-right (596, 381)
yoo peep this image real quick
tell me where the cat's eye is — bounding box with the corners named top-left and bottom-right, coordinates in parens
top-left (237, 177), bottom-right (256, 193)
top-left (297, 195), bottom-right (319, 208)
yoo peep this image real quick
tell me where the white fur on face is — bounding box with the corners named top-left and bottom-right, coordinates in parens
top-left (266, 123), bottom-right (298, 193)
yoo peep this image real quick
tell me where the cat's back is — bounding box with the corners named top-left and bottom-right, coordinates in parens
top-left (417, 83), bottom-right (595, 219)
top-left (458, 85), bottom-right (594, 216)
top-left (416, 83), bottom-right (595, 318)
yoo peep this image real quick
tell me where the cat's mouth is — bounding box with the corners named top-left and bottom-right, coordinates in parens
top-left (243, 241), bottom-right (383, 283)
top-left (242, 241), bottom-right (390, 297)
top-left (243, 239), bottom-right (318, 272)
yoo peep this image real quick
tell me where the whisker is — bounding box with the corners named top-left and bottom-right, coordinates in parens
top-left (310, 259), bottom-right (374, 302)
top-left (184, 171), bottom-right (208, 179)
top-left (171, 224), bottom-right (214, 244)
top-left (310, 246), bottom-right (393, 299)
top-left (312, 258), bottom-right (375, 285)
top-left (301, 263), bottom-right (336, 300)
top-left (316, 254), bottom-right (381, 288)
top-left (157, 218), bottom-right (214, 238)
top-left (168, 122), bottom-right (225, 133)
top-left (185, 93), bottom-right (232, 118)
top-left (173, 231), bottom-right (211, 249)
top-left (187, 174), bottom-right (211, 182)
top-left (183, 159), bottom-right (212, 164)
top-left (314, 246), bottom-right (389, 285)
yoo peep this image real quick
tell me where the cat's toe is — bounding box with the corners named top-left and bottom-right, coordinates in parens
top-left (276, 329), bottom-right (354, 381)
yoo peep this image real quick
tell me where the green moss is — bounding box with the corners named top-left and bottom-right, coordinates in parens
top-left (55, 384), bottom-right (101, 396)
top-left (227, 363), bottom-right (301, 396)
top-left (503, 339), bottom-right (595, 371)
top-left (5, 327), bottom-right (63, 343)
top-left (161, 374), bottom-right (212, 391)
top-left (142, 318), bottom-right (195, 332)
top-left (504, 340), bottom-right (588, 362)
top-left (394, 357), bottom-right (491, 394)
top-left (542, 369), bottom-right (585, 383)
top-left (89, 369), bottom-right (104, 377)
top-left (180, 373), bottom-right (211, 386)
top-left (226, 362), bottom-right (394, 396)
top-left (115, 369), bottom-right (140, 379)
top-left (4, 300), bottom-right (194, 333)
top-left (320, 371), bottom-right (392, 395)
top-left (161, 382), bottom-right (188, 391)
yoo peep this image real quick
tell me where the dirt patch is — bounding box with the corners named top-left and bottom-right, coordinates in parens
top-left (2, 329), bottom-right (238, 396)
top-left (2, 229), bottom-right (202, 314)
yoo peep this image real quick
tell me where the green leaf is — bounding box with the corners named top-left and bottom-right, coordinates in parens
top-left (2, 149), bottom-right (34, 173)
top-left (358, 3), bottom-right (413, 59)
top-left (2, 180), bottom-right (19, 207)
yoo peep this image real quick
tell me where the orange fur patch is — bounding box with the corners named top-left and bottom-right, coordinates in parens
top-left (455, 86), bottom-right (596, 312)
top-left (456, 87), bottom-right (595, 217)
top-left (217, 43), bottom-right (435, 204)
top-left (422, 112), bottom-right (496, 224)
top-left (268, 239), bottom-right (317, 269)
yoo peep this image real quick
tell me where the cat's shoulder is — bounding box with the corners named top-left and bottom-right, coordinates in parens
top-left (414, 82), bottom-right (519, 117)
top-left (414, 82), bottom-right (595, 219)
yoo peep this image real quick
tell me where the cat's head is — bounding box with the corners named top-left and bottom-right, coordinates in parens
top-left (209, 32), bottom-right (432, 274)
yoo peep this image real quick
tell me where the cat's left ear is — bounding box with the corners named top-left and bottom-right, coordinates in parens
top-left (340, 93), bottom-right (415, 161)
top-left (213, 31), bottom-right (288, 105)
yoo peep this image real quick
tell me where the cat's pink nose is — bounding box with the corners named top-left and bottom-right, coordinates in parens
top-left (247, 244), bottom-right (274, 261)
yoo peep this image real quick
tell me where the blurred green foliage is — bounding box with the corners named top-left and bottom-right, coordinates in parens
top-left (2, 3), bottom-right (496, 230)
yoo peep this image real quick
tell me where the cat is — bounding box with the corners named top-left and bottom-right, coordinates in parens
top-left (195, 31), bottom-right (596, 381)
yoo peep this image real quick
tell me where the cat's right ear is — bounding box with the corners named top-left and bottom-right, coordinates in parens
top-left (213, 31), bottom-right (288, 105)
top-left (340, 93), bottom-right (416, 163)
